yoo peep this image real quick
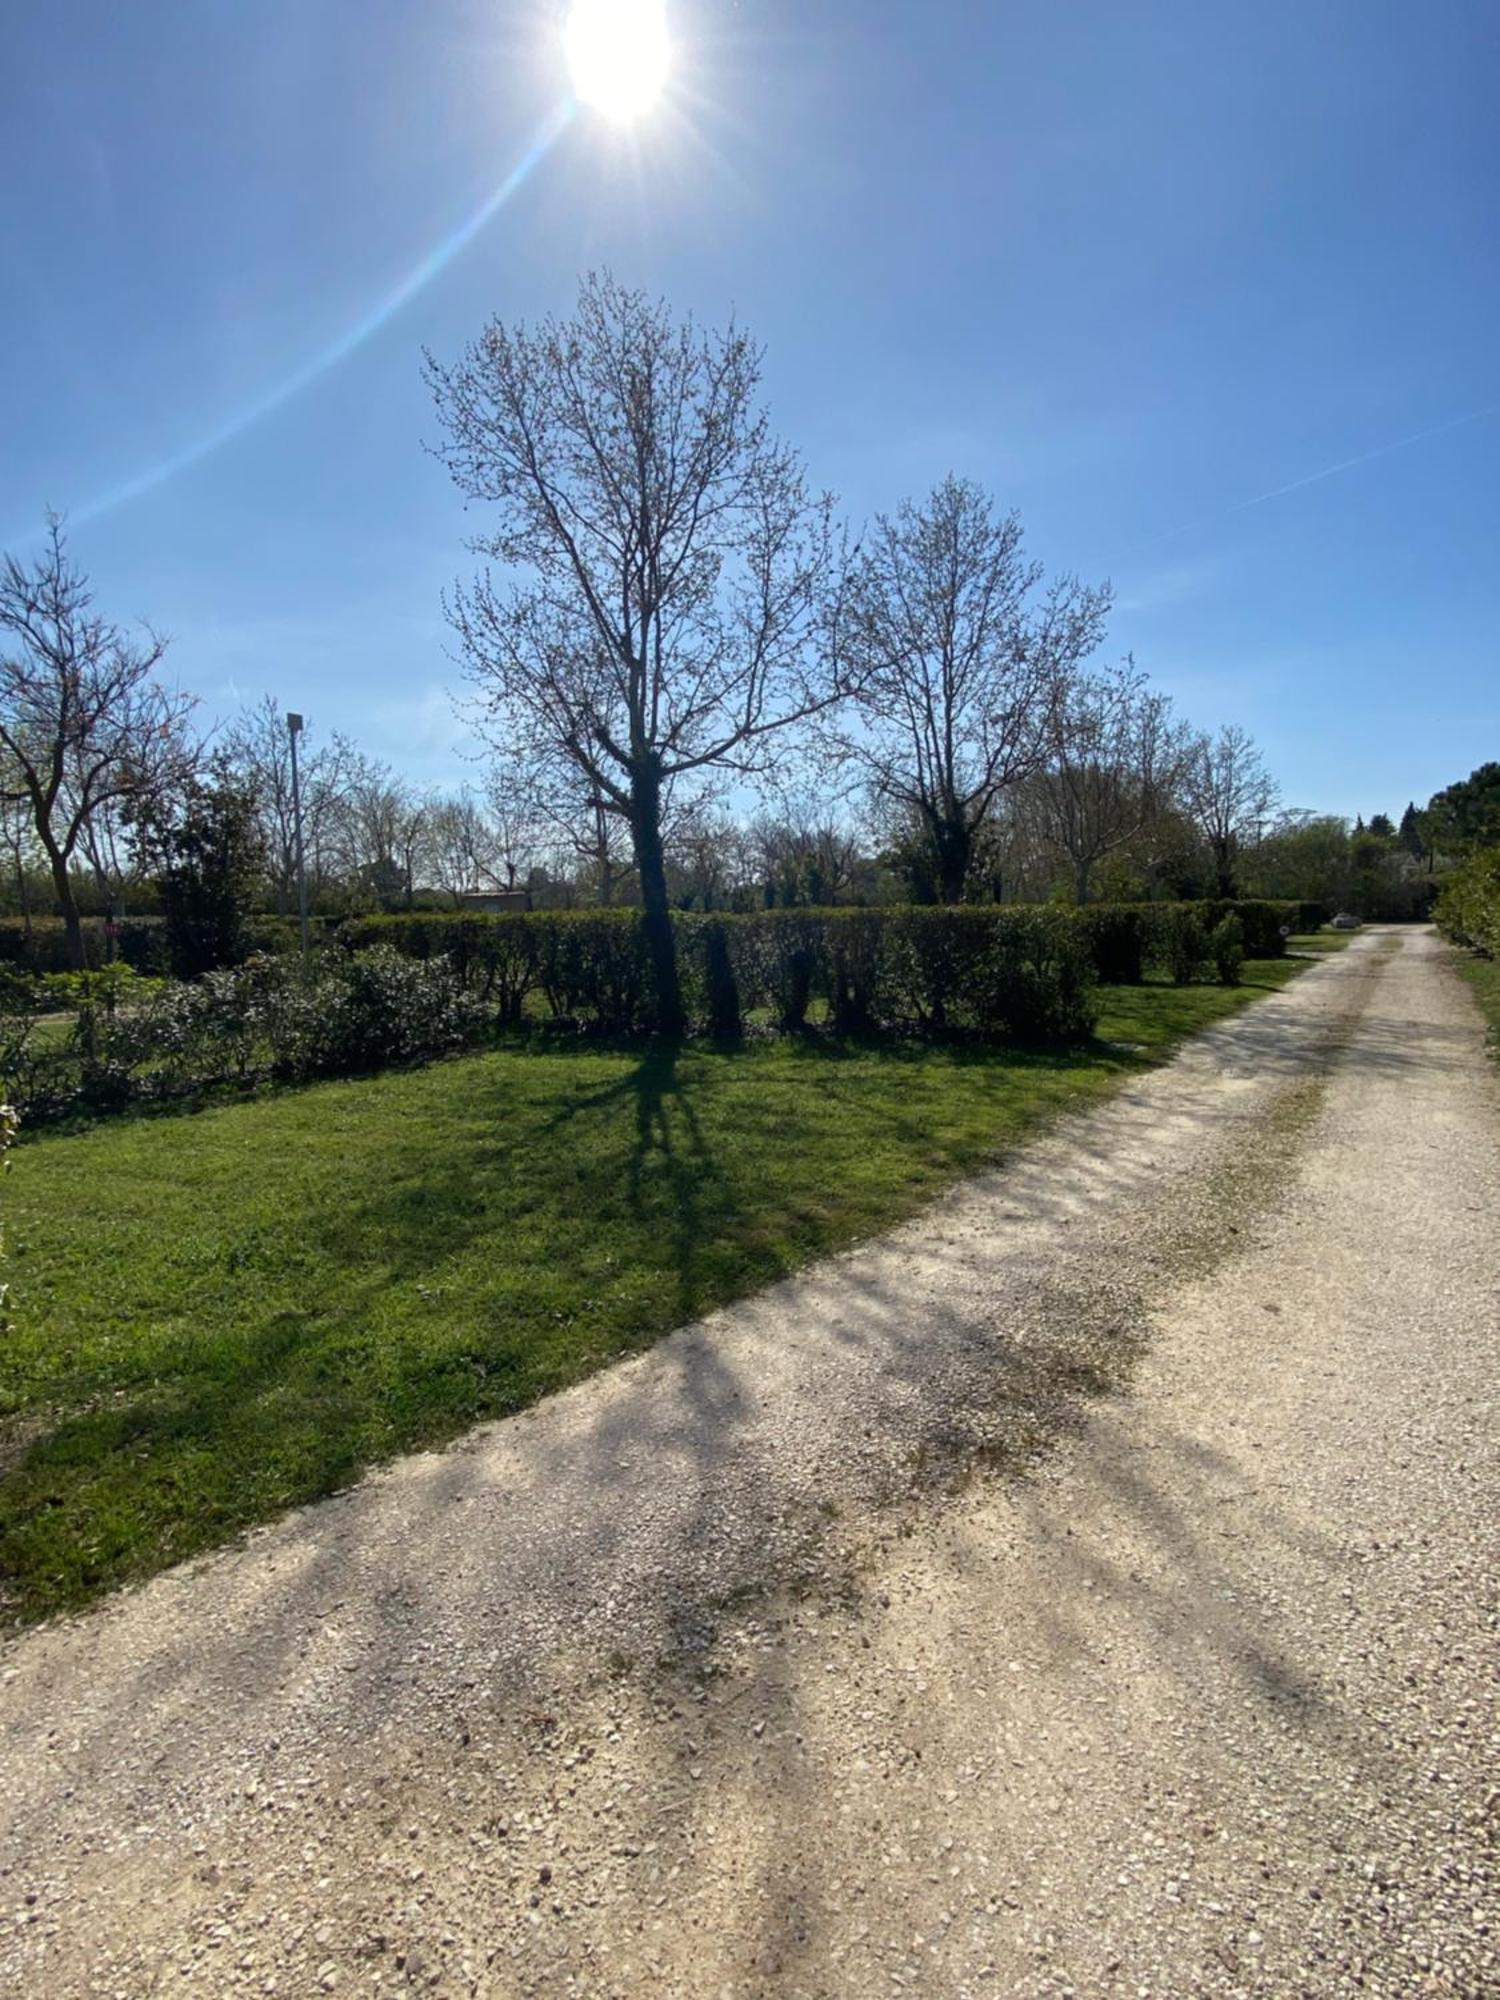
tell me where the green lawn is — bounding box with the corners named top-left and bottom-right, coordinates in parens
top-left (1287, 929), bottom-right (1355, 953)
top-left (0, 957), bottom-right (1308, 1626)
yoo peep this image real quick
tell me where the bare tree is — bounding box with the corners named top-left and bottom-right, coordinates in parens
top-left (483, 741), bottom-right (635, 906)
top-left (74, 792), bottom-right (140, 918)
top-left (839, 476), bottom-right (1110, 904)
top-left (483, 756), bottom-right (549, 892)
top-left (665, 806), bottom-right (748, 910)
top-left (337, 758), bottom-right (428, 909)
top-left (220, 696), bottom-right (357, 914)
top-left (428, 271), bottom-right (849, 1031)
top-left (0, 519), bottom-right (195, 967)
top-left (749, 789), bottom-right (863, 907)
top-left (0, 793), bottom-right (40, 939)
top-left (1028, 661), bottom-right (1190, 902)
top-left (535, 793), bottom-right (636, 908)
top-left (1182, 723), bottom-right (1280, 896)
top-left (425, 790), bottom-right (500, 905)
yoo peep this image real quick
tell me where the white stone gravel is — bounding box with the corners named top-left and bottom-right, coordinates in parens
top-left (0, 926), bottom-right (1495, 1997)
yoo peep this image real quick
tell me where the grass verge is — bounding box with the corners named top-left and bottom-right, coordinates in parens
top-left (1, 957), bottom-right (1309, 1627)
top-left (1287, 930), bottom-right (1355, 954)
top-left (1455, 953), bottom-right (1500, 1057)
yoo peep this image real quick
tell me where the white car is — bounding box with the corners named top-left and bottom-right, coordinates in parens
top-left (1331, 911), bottom-right (1362, 930)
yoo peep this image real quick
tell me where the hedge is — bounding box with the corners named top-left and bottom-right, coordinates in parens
top-left (0, 913), bottom-right (325, 975)
top-left (0, 917), bottom-right (170, 974)
top-left (1, 947), bottom-right (486, 1125)
top-left (0, 897), bottom-right (1313, 1125)
top-left (343, 906), bottom-right (1100, 1042)
top-left (1435, 851), bottom-right (1500, 959)
top-left (343, 899), bottom-right (1301, 1041)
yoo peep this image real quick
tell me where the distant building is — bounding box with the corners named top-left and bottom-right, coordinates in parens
top-left (459, 887), bottom-right (532, 914)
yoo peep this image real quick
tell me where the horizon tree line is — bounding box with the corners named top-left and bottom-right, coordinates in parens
top-left (0, 273), bottom-right (1465, 976)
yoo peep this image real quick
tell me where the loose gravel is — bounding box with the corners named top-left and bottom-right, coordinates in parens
top-left (0, 926), bottom-right (1495, 1997)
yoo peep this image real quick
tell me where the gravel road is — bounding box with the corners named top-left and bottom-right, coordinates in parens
top-left (1, 926), bottom-right (1495, 1997)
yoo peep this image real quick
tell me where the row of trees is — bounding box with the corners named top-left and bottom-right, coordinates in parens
top-left (427, 273), bottom-right (1294, 1026)
top-left (0, 506), bottom-right (1285, 968)
top-left (2, 274), bottom-right (1475, 1000)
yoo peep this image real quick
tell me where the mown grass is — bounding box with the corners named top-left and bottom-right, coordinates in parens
top-left (0, 957), bottom-right (1308, 1626)
top-left (1288, 930), bottom-right (1355, 953)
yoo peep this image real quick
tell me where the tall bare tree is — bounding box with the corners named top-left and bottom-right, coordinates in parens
top-left (1183, 723), bottom-right (1280, 896)
top-left (425, 790), bottom-right (500, 904)
top-left (749, 789), bottom-right (863, 907)
top-left (428, 271), bottom-right (849, 1031)
top-left (484, 742), bottom-right (635, 905)
top-left (0, 793), bottom-right (40, 940)
top-left (338, 758), bottom-right (427, 909)
top-left (840, 476), bottom-right (1110, 903)
top-left (1028, 661), bottom-right (1189, 902)
top-left (0, 519), bottom-right (195, 967)
top-left (220, 695), bottom-right (356, 914)
top-left (483, 754), bottom-right (549, 893)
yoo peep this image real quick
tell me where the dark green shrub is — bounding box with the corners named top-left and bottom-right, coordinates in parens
top-left (1077, 906), bottom-right (1149, 984)
top-left (537, 911), bottom-right (653, 1031)
top-left (882, 908), bottom-right (1096, 1040)
top-left (883, 910), bottom-right (988, 1033)
top-left (984, 909), bottom-right (1098, 1039)
top-left (1209, 913), bottom-right (1244, 986)
top-left (273, 947), bottom-right (484, 1077)
top-left (1436, 850), bottom-right (1500, 958)
top-left (1201, 900), bottom-right (1289, 959)
top-left (696, 918), bottom-right (744, 1038)
top-left (0, 917), bottom-right (169, 974)
top-left (751, 912), bottom-right (823, 1030)
top-left (1154, 905), bottom-right (1212, 985)
top-left (150, 771), bottom-right (265, 979)
top-left (826, 910), bottom-right (889, 1033)
top-left (242, 917), bottom-right (302, 958)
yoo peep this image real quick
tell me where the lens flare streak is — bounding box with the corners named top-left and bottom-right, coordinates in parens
top-left (66, 101), bottom-right (575, 530)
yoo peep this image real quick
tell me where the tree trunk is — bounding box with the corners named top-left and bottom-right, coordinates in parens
top-left (1075, 857), bottom-right (1094, 904)
top-left (47, 848), bottom-right (86, 970)
top-left (12, 845), bottom-right (32, 943)
top-left (629, 762), bottom-right (684, 1035)
top-left (934, 814), bottom-right (972, 906)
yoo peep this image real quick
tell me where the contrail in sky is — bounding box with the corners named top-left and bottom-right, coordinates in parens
top-left (1222, 400), bottom-right (1500, 517)
top-left (49, 101), bottom-right (575, 534)
top-left (1123, 397), bottom-right (1498, 564)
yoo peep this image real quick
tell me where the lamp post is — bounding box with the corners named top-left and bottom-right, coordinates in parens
top-left (286, 712), bottom-right (310, 964)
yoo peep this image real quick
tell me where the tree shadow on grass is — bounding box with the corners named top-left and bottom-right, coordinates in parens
top-left (0, 961), bottom-right (1332, 1628)
top-left (0, 1044), bottom-right (744, 1624)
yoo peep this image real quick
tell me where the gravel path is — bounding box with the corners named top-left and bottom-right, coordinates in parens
top-left (1, 927), bottom-right (1495, 1997)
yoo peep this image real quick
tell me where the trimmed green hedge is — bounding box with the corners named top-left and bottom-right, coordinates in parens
top-left (344, 906), bottom-right (1098, 1042)
top-left (0, 913), bottom-right (323, 974)
top-left (0, 917), bottom-right (170, 974)
top-left (1436, 851), bottom-right (1500, 959)
top-left (342, 898), bottom-right (1304, 1041)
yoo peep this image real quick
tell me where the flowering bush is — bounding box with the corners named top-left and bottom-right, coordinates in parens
top-left (268, 947), bottom-right (486, 1078)
top-left (2, 948), bottom-right (485, 1124)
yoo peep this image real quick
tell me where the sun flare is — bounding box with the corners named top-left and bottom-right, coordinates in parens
top-left (563, 0), bottom-right (671, 122)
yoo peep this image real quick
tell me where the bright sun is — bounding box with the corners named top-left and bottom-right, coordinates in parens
top-left (564, 0), bottom-right (671, 122)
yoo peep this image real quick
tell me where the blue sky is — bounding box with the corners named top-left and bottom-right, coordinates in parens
top-left (2, 0), bottom-right (1495, 819)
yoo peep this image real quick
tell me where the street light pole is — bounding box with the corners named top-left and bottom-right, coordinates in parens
top-left (287, 712), bottom-right (310, 965)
